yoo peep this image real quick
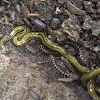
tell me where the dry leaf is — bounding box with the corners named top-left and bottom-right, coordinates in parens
top-left (66, 0), bottom-right (85, 15)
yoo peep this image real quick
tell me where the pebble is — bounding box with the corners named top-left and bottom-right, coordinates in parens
top-left (83, 1), bottom-right (95, 13)
top-left (94, 45), bottom-right (100, 52)
top-left (51, 18), bottom-right (60, 29)
top-left (0, 6), bottom-right (5, 13)
top-left (28, 89), bottom-right (41, 100)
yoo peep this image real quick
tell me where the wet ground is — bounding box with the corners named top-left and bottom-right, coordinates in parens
top-left (0, 0), bottom-right (100, 100)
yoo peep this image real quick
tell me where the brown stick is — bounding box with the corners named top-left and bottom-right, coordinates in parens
top-left (28, 13), bottom-right (40, 17)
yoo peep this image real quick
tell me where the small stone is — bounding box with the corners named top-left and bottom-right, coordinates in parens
top-left (92, 21), bottom-right (100, 36)
top-left (83, 1), bottom-right (95, 13)
top-left (51, 18), bottom-right (60, 29)
top-left (16, 4), bottom-right (21, 13)
top-left (24, 73), bottom-right (31, 78)
top-left (93, 45), bottom-right (100, 52)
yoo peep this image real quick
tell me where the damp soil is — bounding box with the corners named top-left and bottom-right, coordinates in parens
top-left (0, 0), bottom-right (100, 100)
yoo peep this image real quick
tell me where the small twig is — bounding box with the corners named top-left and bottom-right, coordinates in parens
top-left (21, 2), bottom-right (29, 18)
top-left (58, 78), bottom-right (76, 82)
top-left (21, 2), bottom-right (40, 18)
top-left (28, 13), bottom-right (40, 17)
top-left (0, 19), bottom-right (13, 27)
top-left (3, 14), bottom-right (13, 26)
top-left (3, 14), bottom-right (9, 25)
top-left (3, 0), bottom-right (10, 4)
top-left (61, 56), bottom-right (75, 73)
